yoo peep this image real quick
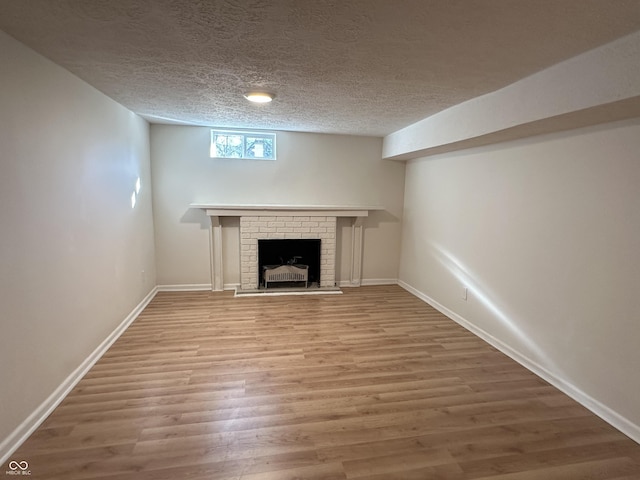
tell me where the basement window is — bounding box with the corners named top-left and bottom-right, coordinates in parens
top-left (210, 130), bottom-right (276, 160)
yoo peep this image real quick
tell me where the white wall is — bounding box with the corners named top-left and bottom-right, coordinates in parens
top-left (0, 30), bottom-right (156, 455)
top-left (150, 126), bottom-right (405, 287)
top-left (399, 118), bottom-right (640, 439)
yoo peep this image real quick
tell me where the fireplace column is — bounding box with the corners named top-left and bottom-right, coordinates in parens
top-left (209, 215), bottom-right (224, 291)
top-left (350, 216), bottom-right (366, 287)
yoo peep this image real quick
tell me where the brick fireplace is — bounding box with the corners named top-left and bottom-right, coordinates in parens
top-left (190, 204), bottom-right (379, 293)
top-left (240, 215), bottom-right (337, 290)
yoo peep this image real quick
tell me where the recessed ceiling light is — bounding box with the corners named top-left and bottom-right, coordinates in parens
top-left (244, 92), bottom-right (274, 103)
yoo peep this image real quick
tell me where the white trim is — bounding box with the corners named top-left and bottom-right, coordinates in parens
top-left (362, 278), bottom-right (398, 286)
top-left (190, 203), bottom-right (382, 217)
top-left (156, 284), bottom-right (213, 292)
top-left (206, 209), bottom-right (369, 218)
top-left (339, 278), bottom-right (398, 287)
top-left (156, 283), bottom-right (238, 292)
top-left (210, 216), bottom-right (224, 291)
top-left (349, 216), bottom-right (365, 286)
top-left (0, 287), bottom-right (159, 465)
top-left (397, 280), bottom-right (640, 445)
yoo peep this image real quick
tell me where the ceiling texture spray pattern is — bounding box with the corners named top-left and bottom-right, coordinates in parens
top-left (0, 0), bottom-right (639, 136)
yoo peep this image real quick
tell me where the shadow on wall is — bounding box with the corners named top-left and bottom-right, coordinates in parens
top-left (180, 208), bottom-right (210, 229)
top-left (365, 209), bottom-right (399, 227)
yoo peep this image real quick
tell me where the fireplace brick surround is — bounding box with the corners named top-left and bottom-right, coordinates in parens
top-left (240, 216), bottom-right (336, 290)
top-left (190, 205), bottom-right (380, 293)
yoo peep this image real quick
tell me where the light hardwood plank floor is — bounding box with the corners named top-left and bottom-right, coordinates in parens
top-left (10, 285), bottom-right (640, 479)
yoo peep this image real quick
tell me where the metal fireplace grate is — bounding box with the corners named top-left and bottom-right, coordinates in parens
top-left (263, 264), bottom-right (309, 288)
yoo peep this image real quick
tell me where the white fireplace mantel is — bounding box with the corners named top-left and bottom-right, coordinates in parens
top-left (190, 203), bottom-right (379, 217)
top-left (190, 204), bottom-right (382, 291)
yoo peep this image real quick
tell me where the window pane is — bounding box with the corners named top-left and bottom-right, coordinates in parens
top-left (210, 130), bottom-right (276, 160)
top-left (213, 133), bottom-right (243, 158)
top-left (245, 136), bottom-right (274, 159)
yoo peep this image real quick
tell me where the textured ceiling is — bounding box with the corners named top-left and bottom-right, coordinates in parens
top-left (0, 1), bottom-right (639, 136)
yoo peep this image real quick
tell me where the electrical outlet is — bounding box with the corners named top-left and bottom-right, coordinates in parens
top-left (462, 286), bottom-right (468, 301)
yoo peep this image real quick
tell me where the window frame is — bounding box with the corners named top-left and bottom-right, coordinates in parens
top-left (210, 129), bottom-right (277, 161)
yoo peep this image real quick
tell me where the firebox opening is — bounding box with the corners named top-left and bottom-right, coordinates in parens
top-left (258, 239), bottom-right (321, 289)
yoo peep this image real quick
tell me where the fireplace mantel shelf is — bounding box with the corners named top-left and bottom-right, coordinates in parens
top-left (190, 204), bottom-right (382, 217)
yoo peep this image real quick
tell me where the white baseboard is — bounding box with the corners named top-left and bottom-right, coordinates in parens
top-left (156, 283), bottom-right (212, 292)
top-left (338, 278), bottom-right (398, 287)
top-left (0, 286), bottom-right (159, 465)
top-left (397, 280), bottom-right (640, 445)
top-left (156, 283), bottom-right (240, 292)
top-left (362, 278), bottom-right (398, 286)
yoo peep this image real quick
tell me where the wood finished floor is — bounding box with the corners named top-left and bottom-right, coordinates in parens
top-left (11, 285), bottom-right (640, 479)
